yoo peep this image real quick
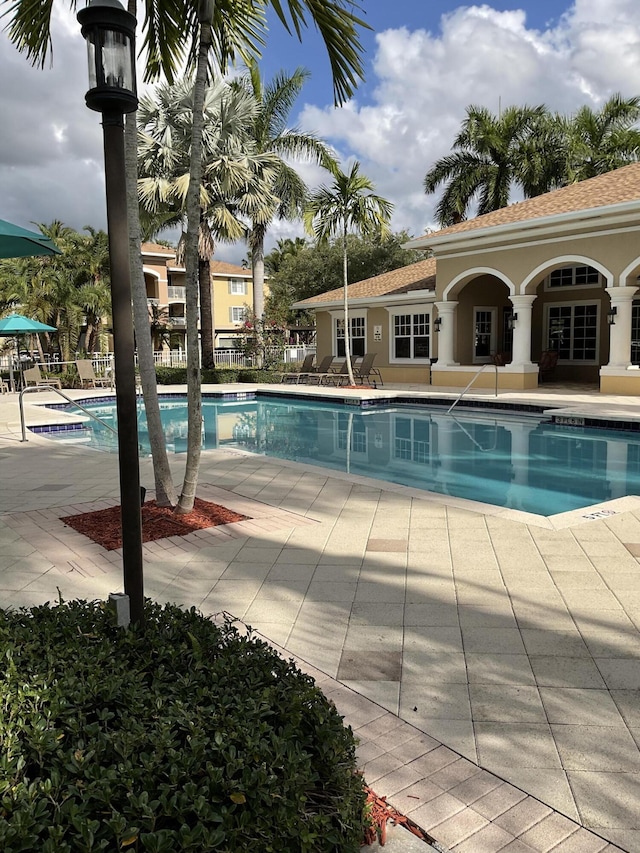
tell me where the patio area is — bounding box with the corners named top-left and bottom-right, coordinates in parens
top-left (0, 382), bottom-right (638, 852)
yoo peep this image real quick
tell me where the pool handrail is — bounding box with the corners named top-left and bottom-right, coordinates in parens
top-left (19, 385), bottom-right (119, 443)
top-left (447, 363), bottom-right (499, 414)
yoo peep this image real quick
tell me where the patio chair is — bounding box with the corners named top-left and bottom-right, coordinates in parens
top-left (538, 349), bottom-right (558, 382)
top-left (76, 359), bottom-right (111, 388)
top-left (311, 359), bottom-right (352, 386)
top-left (0, 378), bottom-right (8, 394)
top-left (351, 353), bottom-right (383, 387)
top-left (280, 353), bottom-right (315, 384)
top-left (22, 365), bottom-right (62, 389)
top-left (299, 355), bottom-right (336, 384)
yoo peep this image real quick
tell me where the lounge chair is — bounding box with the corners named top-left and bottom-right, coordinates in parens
top-left (22, 365), bottom-right (62, 389)
top-left (76, 359), bottom-right (111, 388)
top-left (299, 355), bottom-right (336, 384)
top-left (311, 359), bottom-right (351, 386)
top-left (351, 353), bottom-right (383, 387)
top-left (280, 353), bottom-right (315, 384)
top-left (538, 349), bottom-right (558, 382)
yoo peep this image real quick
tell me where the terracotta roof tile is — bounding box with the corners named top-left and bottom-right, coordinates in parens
top-left (424, 162), bottom-right (640, 239)
top-left (141, 242), bottom-right (176, 256)
top-left (297, 258), bottom-right (436, 306)
top-left (209, 260), bottom-right (252, 276)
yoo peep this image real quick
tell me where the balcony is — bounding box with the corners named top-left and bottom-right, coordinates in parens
top-left (168, 286), bottom-right (186, 302)
top-left (169, 317), bottom-right (186, 328)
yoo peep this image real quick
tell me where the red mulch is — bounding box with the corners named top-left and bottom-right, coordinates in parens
top-left (362, 785), bottom-right (434, 847)
top-left (62, 498), bottom-right (249, 551)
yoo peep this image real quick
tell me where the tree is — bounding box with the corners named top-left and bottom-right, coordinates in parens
top-left (424, 104), bottom-right (548, 226)
top-left (567, 93), bottom-right (640, 182)
top-left (265, 231), bottom-right (424, 322)
top-left (232, 61), bottom-right (336, 348)
top-left (304, 161), bottom-right (393, 385)
top-left (137, 77), bottom-right (279, 369)
top-left (5, 0), bottom-right (368, 515)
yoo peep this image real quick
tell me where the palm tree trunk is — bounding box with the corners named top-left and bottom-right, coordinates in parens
top-left (176, 18), bottom-right (210, 515)
top-left (125, 110), bottom-right (178, 508)
top-left (199, 251), bottom-right (215, 369)
top-left (342, 224), bottom-right (355, 385)
top-left (251, 224), bottom-right (266, 367)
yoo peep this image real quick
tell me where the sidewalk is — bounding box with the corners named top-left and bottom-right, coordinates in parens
top-left (0, 385), bottom-right (638, 851)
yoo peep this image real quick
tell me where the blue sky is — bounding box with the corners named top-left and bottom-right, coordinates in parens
top-left (1, 0), bottom-right (639, 265)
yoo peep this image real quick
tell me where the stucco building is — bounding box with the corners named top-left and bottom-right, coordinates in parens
top-left (141, 243), bottom-right (258, 350)
top-left (296, 163), bottom-right (640, 394)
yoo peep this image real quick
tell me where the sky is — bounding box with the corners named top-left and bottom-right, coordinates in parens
top-left (1, 0), bottom-right (640, 266)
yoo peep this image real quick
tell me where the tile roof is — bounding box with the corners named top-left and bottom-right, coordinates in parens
top-left (141, 242), bottom-right (176, 256)
top-left (297, 258), bottom-right (436, 306)
top-left (423, 162), bottom-right (640, 240)
top-left (209, 260), bottom-right (252, 276)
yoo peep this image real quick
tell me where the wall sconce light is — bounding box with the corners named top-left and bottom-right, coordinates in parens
top-left (608, 306), bottom-right (617, 326)
top-left (507, 312), bottom-right (518, 331)
top-left (434, 316), bottom-right (442, 332)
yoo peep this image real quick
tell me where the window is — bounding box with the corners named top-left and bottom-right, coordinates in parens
top-left (230, 306), bottom-right (246, 323)
top-left (229, 278), bottom-right (247, 295)
top-left (547, 265), bottom-right (600, 289)
top-left (632, 302), bottom-right (640, 365)
top-left (336, 316), bottom-right (365, 357)
top-left (547, 303), bottom-right (598, 362)
top-left (392, 313), bottom-right (430, 360)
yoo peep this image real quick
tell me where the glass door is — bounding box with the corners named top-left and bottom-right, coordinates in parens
top-left (473, 307), bottom-right (496, 363)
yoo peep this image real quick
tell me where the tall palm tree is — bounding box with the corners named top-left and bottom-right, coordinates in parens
top-left (567, 93), bottom-right (640, 182)
top-left (233, 61), bottom-right (336, 329)
top-left (423, 104), bottom-right (548, 226)
top-left (304, 161), bottom-right (393, 386)
top-left (138, 77), bottom-right (279, 369)
top-left (5, 0), bottom-right (367, 515)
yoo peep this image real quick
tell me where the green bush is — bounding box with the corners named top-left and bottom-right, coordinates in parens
top-left (154, 366), bottom-right (282, 385)
top-left (0, 600), bottom-right (366, 852)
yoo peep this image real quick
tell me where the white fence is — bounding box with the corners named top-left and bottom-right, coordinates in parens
top-left (0, 346), bottom-right (315, 375)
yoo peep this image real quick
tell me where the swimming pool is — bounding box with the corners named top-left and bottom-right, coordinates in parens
top-left (40, 394), bottom-right (640, 516)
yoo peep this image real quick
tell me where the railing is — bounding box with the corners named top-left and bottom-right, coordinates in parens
top-left (2, 346), bottom-right (316, 378)
top-left (447, 363), bottom-right (499, 414)
top-left (18, 385), bottom-right (119, 443)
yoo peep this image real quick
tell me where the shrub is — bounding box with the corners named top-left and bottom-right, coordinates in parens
top-left (0, 600), bottom-right (366, 852)
top-left (154, 366), bottom-right (187, 385)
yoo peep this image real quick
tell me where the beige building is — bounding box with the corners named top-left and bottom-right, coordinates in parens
top-left (296, 163), bottom-right (640, 394)
top-left (141, 244), bottom-right (259, 350)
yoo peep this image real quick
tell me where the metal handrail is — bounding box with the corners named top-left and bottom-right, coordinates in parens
top-left (447, 363), bottom-right (499, 414)
top-left (19, 385), bottom-right (118, 443)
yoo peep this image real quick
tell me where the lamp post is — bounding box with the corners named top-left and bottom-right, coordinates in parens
top-left (78, 0), bottom-right (144, 624)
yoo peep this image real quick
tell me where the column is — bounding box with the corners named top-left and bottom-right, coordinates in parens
top-left (509, 295), bottom-right (537, 367)
top-left (606, 286), bottom-right (637, 367)
top-left (434, 301), bottom-right (458, 365)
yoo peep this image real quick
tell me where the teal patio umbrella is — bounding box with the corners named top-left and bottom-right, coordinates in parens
top-left (0, 219), bottom-right (61, 259)
top-left (0, 314), bottom-right (57, 391)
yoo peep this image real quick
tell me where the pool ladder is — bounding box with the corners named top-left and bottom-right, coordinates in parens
top-left (447, 363), bottom-right (499, 414)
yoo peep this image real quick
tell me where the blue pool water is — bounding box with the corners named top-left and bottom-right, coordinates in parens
top-left (43, 395), bottom-right (640, 516)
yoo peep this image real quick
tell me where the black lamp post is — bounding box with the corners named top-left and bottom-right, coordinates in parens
top-left (78, 0), bottom-right (144, 625)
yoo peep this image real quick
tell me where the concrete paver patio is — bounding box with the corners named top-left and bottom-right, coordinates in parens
top-left (0, 383), bottom-right (638, 852)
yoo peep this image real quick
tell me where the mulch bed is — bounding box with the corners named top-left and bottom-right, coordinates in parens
top-left (62, 498), bottom-right (249, 551)
top-left (363, 785), bottom-right (435, 847)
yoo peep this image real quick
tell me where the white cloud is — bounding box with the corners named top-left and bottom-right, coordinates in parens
top-left (298, 0), bottom-right (640, 240)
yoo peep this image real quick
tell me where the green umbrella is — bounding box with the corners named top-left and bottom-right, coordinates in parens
top-left (0, 219), bottom-right (61, 258)
top-left (0, 314), bottom-right (58, 391)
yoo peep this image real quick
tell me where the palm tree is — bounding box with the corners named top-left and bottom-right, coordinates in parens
top-left (138, 77), bottom-right (279, 369)
top-left (424, 104), bottom-right (549, 226)
top-left (304, 162), bottom-right (393, 386)
top-left (567, 93), bottom-right (640, 182)
top-left (233, 61), bottom-right (336, 332)
top-left (5, 0), bottom-right (368, 515)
